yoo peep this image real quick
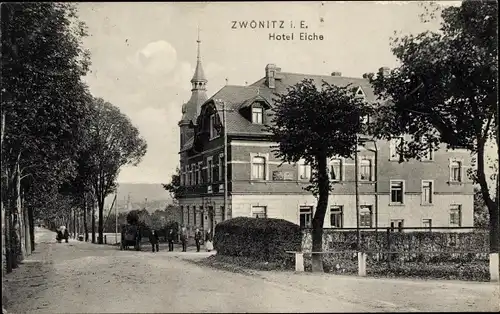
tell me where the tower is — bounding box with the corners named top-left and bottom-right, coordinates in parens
top-left (179, 27), bottom-right (208, 149)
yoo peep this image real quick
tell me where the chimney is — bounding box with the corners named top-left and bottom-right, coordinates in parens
top-left (331, 71), bottom-right (342, 77)
top-left (265, 64), bottom-right (278, 88)
top-left (379, 67), bottom-right (390, 77)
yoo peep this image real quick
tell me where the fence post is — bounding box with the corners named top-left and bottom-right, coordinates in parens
top-left (490, 253), bottom-right (499, 282)
top-left (357, 251), bottom-right (367, 277)
top-left (386, 228), bottom-right (391, 269)
top-left (295, 252), bottom-right (304, 272)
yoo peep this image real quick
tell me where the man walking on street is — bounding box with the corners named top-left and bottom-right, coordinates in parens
top-left (167, 228), bottom-right (174, 252)
top-left (194, 228), bottom-right (202, 252)
top-left (180, 226), bottom-right (188, 252)
top-left (150, 229), bottom-right (159, 252)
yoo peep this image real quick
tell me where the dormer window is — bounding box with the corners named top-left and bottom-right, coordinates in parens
top-left (209, 114), bottom-right (219, 139)
top-left (252, 107), bottom-right (263, 124)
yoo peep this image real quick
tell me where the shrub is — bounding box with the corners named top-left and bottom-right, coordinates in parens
top-left (214, 217), bottom-right (301, 265)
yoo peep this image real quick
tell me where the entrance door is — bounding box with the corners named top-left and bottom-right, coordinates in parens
top-left (206, 206), bottom-right (214, 231)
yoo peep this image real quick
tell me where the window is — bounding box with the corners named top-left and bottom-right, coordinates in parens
top-left (390, 180), bottom-right (404, 204)
top-left (298, 160), bottom-right (311, 180)
top-left (221, 206), bottom-right (226, 221)
top-left (187, 206), bottom-right (190, 225)
top-left (209, 114), bottom-right (219, 139)
top-left (450, 205), bottom-right (462, 227)
top-left (198, 162), bottom-right (204, 184)
top-left (207, 157), bottom-right (213, 183)
top-left (359, 205), bottom-right (372, 228)
top-left (252, 206), bottom-right (267, 218)
top-left (180, 206), bottom-right (184, 225)
top-left (422, 180), bottom-right (433, 204)
top-left (218, 154), bottom-right (224, 181)
top-left (450, 160), bottom-right (462, 182)
top-left (330, 159), bottom-right (343, 181)
top-left (187, 165), bottom-right (191, 185)
top-left (359, 159), bottom-right (372, 181)
top-left (390, 219), bottom-right (404, 232)
top-left (422, 219), bottom-right (432, 231)
top-left (193, 164), bottom-right (199, 185)
top-left (330, 206), bottom-right (343, 228)
top-left (193, 207), bottom-right (197, 226)
top-left (389, 137), bottom-right (403, 161)
top-left (180, 166), bottom-right (185, 186)
top-left (252, 156), bottom-right (266, 180)
top-left (299, 206), bottom-right (313, 228)
top-left (252, 107), bottom-right (263, 124)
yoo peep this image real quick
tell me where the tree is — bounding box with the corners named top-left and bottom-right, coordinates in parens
top-left (366, 0), bottom-right (499, 253)
top-left (1, 2), bottom-right (92, 269)
top-left (268, 79), bottom-right (369, 272)
top-left (162, 167), bottom-right (184, 200)
top-left (85, 98), bottom-right (147, 244)
top-left (474, 187), bottom-right (490, 229)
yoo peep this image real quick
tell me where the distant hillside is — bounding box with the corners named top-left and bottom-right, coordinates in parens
top-left (103, 183), bottom-right (174, 214)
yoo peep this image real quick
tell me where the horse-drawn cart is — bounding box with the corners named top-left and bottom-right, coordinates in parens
top-left (120, 224), bottom-right (141, 251)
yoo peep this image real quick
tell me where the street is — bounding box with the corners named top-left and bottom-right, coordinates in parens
top-left (3, 228), bottom-right (499, 313)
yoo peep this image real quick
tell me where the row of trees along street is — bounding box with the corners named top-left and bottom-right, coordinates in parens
top-left (162, 1), bottom-right (498, 273)
top-left (1, 3), bottom-right (147, 274)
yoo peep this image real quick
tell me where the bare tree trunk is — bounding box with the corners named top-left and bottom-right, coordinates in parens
top-left (98, 196), bottom-right (104, 244)
top-left (22, 190), bottom-right (31, 256)
top-left (28, 205), bottom-right (35, 252)
top-left (311, 153), bottom-right (329, 273)
top-left (83, 197), bottom-right (89, 242)
top-left (14, 159), bottom-right (24, 265)
top-left (91, 200), bottom-right (96, 244)
top-left (73, 207), bottom-right (77, 239)
top-left (477, 136), bottom-right (499, 253)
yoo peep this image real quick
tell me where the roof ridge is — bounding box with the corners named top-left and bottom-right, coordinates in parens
top-left (279, 71), bottom-right (367, 81)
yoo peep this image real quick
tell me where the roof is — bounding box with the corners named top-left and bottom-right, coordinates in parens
top-left (206, 85), bottom-right (273, 136)
top-left (184, 70), bottom-right (378, 153)
top-left (191, 59), bottom-right (207, 83)
top-left (250, 72), bottom-right (376, 102)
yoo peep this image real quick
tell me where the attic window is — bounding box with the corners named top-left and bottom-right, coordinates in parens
top-left (209, 114), bottom-right (220, 139)
top-left (355, 87), bottom-right (366, 98)
top-left (252, 107), bottom-right (263, 124)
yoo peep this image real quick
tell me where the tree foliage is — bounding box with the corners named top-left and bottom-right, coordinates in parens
top-left (366, 0), bottom-right (498, 252)
top-left (162, 167), bottom-right (184, 200)
top-left (1, 2), bottom-right (93, 267)
top-left (268, 79), bottom-right (370, 272)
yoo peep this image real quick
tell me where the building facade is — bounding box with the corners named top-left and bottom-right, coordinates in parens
top-left (177, 44), bottom-right (474, 233)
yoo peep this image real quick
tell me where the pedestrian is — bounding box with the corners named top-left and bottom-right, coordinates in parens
top-left (167, 228), bottom-right (175, 251)
top-left (180, 226), bottom-right (188, 252)
top-left (64, 228), bottom-right (69, 243)
top-left (194, 228), bottom-right (202, 252)
top-left (150, 229), bottom-right (159, 252)
top-left (205, 228), bottom-right (214, 252)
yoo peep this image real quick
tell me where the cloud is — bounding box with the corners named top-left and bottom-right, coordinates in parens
top-left (130, 40), bottom-right (178, 75)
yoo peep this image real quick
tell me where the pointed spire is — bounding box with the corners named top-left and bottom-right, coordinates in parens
top-left (196, 26), bottom-right (201, 61)
top-left (191, 26), bottom-right (207, 84)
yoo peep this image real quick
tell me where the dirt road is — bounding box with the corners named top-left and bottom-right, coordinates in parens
top-left (3, 228), bottom-right (499, 313)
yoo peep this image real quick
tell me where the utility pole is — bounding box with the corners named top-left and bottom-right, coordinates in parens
top-left (215, 99), bottom-right (233, 222)
top-left (354, 135), bottom-right (360, 251)
top-left (115, 191), bottom-right (118, 244)
top-left (223, 100), bottom-right (228, 222)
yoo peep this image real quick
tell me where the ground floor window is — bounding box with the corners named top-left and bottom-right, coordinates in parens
top-left (449, 205), bottom-right (462, 227)
top-left (299, 206), bottom-right (313, 228)
top-left (330, 205), bottom-right (343, 228)
top-left (422, 218), bottom-right (432, 231)
top-left (359, 205), bottom-right (372, 228)
top-left (390, 219), bottom-right (404, 232)
top-left (252, 206), bottom-right (267, 218)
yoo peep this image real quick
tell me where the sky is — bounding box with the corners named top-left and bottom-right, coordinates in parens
top-left (76, 1), bottom-right (496, 188)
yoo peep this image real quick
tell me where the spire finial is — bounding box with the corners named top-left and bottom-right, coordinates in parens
top-left (196, 26), bottom-right (201, 61)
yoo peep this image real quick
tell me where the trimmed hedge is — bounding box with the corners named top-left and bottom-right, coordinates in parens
top-left (214, 217), bottom-right (301, 265)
